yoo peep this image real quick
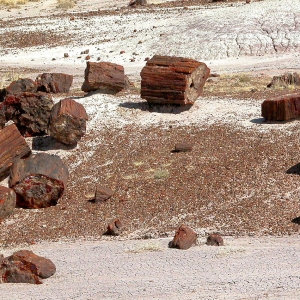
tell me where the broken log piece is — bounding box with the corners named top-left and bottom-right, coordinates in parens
top-left (267, 72), bottom-right (300, 88)
top-left (9, 153), bottom-right (69, 209)
top-left (5, 78), bottom-right (38, 95)
top-left (2, 92), bottom-right (53, 136)
top-left (0, 186), bottom-right (16, 221)
top-left (81, 61), bottom-right (127, 94)
top-left (105, 219), bottom-right (123, 236)
top-left (169, 224), bottom-right (197, 250)
top-left (174, 143), bottom-right (193, 152)
top-left (36, 73), bottom-right (73, 93)
top-left (0, 124), bottom-right (31, 180)
top-left (87, 186), bottom-right (114, 203)
top-left (261, 93), bottom-right (300, 121)
top-left (48, 98), bottom-right (88, 145)
top-left (140, 55), bottom-right (210, 105)
top-left (206, 233), bottom-right (224, 246)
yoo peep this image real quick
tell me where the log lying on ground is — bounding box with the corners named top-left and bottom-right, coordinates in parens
top-left (0, 124), bottom-right (31, 180)
top-left (0, 186), bottom-right (16, 221)
top-left (81, 61), bottom-right (128, 94)
top-left (261, 93), bottom-right (300, 121)
top-left (48, 98), bottom-right (88, 145)
top-left (9, 153), bottom-right (69, 209)
top-left (2, 92), bottom-right (53, 136)
top-left (140, 55), bottom-right (210, 105)
top-left (36, 73), bottom-right (73, 93)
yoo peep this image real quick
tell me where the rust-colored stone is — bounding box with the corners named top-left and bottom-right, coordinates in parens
top-left (140, 55), bottom-right (210, 105)
top-left (105, 219), bottom-right (123, 236)
top-left (169, 224), bottom-right (197, 250)
top-left (36, 73), bottom-right (73, 93)
top-left (206, 233), bottom-right (224, 246)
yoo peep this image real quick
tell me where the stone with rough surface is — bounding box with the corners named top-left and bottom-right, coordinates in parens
top-left (169, 224), bottom-right (197, 250)
top-left (0, 186), bottom-right (16, 221)
top-left (36, 73), bottom-right (73, 93)
top-left (206, 233), bottom-right (224, 246)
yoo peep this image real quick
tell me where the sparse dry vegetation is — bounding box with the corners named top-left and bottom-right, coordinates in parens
top-left (0, 0), bottom-right (39, 8)
top-left (56, 0), bottom-right (76, 9)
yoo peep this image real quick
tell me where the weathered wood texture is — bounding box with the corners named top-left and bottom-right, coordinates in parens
top-left (261, 93), bottom-right (300, 121)
top-left (0, 186), bottom-right (16, 221)
top-left (2, 92), bottom-right (53, 136)
top-left (81, 61), bottom-right (127, 94)
top-left (9, 153), bottom-right (69, 209)
top-left (48, 98), bottom-right (88, 145)
top-left (36, 73), bottom-right (73, 93)
top-left (0, 124), bottom-right (31, 180)
top-left (140, 55), bottom-right (210, 105)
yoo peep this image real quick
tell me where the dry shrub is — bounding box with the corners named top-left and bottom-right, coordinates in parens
top-left (0, 0), bottom-right (39, 8)
top-left (56, 0), bottom-right (76, 9)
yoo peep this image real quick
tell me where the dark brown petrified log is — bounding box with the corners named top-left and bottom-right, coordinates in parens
top-left (81, 61), bottom-right (127, 94)
top-left (0, 124), bottom-right (31, 181)
top-left (261, 93), bottom-right (300, 121)
top-left (36, 73), bottom-right (73, 93)
top-left (140, 55), bottom-right (210, 105)
top-left (48, 98), bottom-right (88, 145)
top-left (9, 153), bottom-right (69, 209)
top-left (0, 186), bottom-right (16, 221)
top-left (174, 143), bottom-right (193, 152)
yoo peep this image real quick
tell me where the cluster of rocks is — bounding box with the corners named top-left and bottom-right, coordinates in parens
top-left (0, 250), bottom-right (56, 284)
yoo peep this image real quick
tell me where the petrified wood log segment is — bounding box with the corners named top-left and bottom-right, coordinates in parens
top-left (174, 143), bottom-right (193, 152)
top-left (5, 78), bottom-right (38, 95)
top-left (48, 98), bottom-right (88, 145)
top-left (9, 153), bottom-right (69, 209)
top-left (36, 73), bottom-right (73, 93)
top-left (169, 224), bottom-right (197, 250)
top-left (261, 93), bottom-right (300, 121)
top-left (81, 61), bottom-right (127, 94)
top-left (0, 186), bottom-right (16, 221)
top-left (0, 124), bottom-right (31, 180)
top-left (140, 55), bottom-right (210, 105)
top-left (2, 92), bottom-right (53, 136)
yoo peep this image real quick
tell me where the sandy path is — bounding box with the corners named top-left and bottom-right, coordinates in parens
top-left (1, 236), bottom-right (300, 299)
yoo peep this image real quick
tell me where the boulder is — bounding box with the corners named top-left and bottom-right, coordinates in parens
top-left (36, 73), bottom-right (73, 93)
top-left (206, 233), bottom-right (224, 246)
top-left (8, 250), bottom-right (56, 279)
top-left (261, 93), bottom-right (300, 121)
top-left (48, 98), bottom-right (88, 145)
top-left (9, 153), bottom-right (69, 209)
top-left (81, 61), bottom-right (128, 94)
top-left (0, 255), bottom-right (41, 284)
top-left (0, 186), bottom-right (16, 221)
top-left (1, 92), bottom-right (53, 136)
top-left (105, 219), bottom-right (123, 236)
top-left (140, 55), bottom-right (210, 105)
top-left (169, 224), bottom-right (197, 250)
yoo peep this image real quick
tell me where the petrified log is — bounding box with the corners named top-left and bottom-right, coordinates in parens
top-left (81, 61), bottom-right (127, 94)
top-left (0, 186), bottom-right (16, 221)
top-left (105, 219), bottom-right (123, 236)
top-left (140, 55), bottom-right (210, 105)
top-left (0, 123), bottom-right (31, 180)
top-left (261, 93), bottom-right (300, 121)
top-left (206, 233), bottom-right (224, 246)
top-left (2, 92), bottom-right (53, 136)
top-left (36, 73), bottom-right (73, 93)
top-left (267, 72), bottom-right (300, 88)
top-left (87, 186), bottom-right (114, 203)
top-left (48, 98), bottom-right (88, 145)
top-left (129, 0), bottom-right (147, 6)
top-left (8, 250), bottom-right (56, 279)
top-left (174, 143), bottom-right (193, 152)
top-left (9, 153), bottom-right (69, 209)
top-left (5, 78), bottom-right (38, 95)
top-left (169, 224), bottom-right (197, 250)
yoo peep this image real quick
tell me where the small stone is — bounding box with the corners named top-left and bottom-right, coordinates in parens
top-left (206, 233), bottom-right (224, 246)
top-left (64, 53), bottom-right (69, 58)
top-left (85, 55), bottom-right (91, 60)
top-left (105, 219), bottom-right (122, 236)
top-left (81, 49), bottom-right (89, 55)
top-left (120, 50), bottom-right (125, 54)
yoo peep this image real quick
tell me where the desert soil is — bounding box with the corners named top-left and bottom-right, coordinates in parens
top-left (1, 0), bottom-right (300, 298)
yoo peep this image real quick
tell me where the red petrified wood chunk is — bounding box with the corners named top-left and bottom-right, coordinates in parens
top-left (106, 219), bottom-right (123, 236)
top-left (8, 250), bottom-right (56, 279)
top-left (81, 61), bottom-right (128, 94)
top-left (48, 98), bottom-right (88, 145)
top-left (9, 153), bottom-right (69, 209)
top-left (169, 224), bottom-right (197, 250)
top-left (0, 123), bottom-right (31, 180)
top-left (261, 93), bottom-right (300, 121)
top-left (206, 233), bottom-right (224, 246)
top-left (140, 55), bottom-right (210, 105)
top-left (36, 73), bottom-right (73, 93)
top-left (0, 186), bottom-right (16, 221)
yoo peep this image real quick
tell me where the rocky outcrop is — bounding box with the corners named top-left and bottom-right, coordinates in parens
top-left (169, 224), bottom-right (197, 250)
top-left (36, 73), bottom-right (73, 93)
top-left (140, 55), bottom-right (210, 105)
top-left (48, 98), bottom-right (88, 145)
top-left (261, 93), bottom-right (300, 121)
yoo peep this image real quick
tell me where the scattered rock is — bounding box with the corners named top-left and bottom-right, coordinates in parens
top-left (81, 49), bottom-right (89, 55)
top-left (169, 224), bottom-right (197, 250)
top-left (64, 53), bottom-right (69, 58)
top-left (81, 61), bottom-right (129, 94)
top-left (88, 186), bottom-right (115, 203)
top-left (9, 153), bottom-right (69, 209)
top-left (4, 78), bottom-right (38, 96)
top-left (173, 143), bottom-right (193, 152)
top-left (105, 219), bottom-right (122, 236)
top-left (48, 98), bottom-right (88, 145)
top-left (129, 0), bottom-right (147, 6)
top-left (120, 50), bottom-right (125, 54)
top-left (267, 72), bottom-right (300, 88)
top-left (140, 55), bottom-right (210, 105)
top-left (261, 93), bottom-right (300, 121)
top-left (8, 250), bottom-right (56, 279)
top-left (36, 73), bottom-right (73, 94)
top-left (0, 186), bottom-right (16, 221)
top-left (206, 233), bottom-right (224, 246)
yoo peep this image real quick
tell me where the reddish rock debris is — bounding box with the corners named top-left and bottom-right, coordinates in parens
top-left (105, 219), bottom-right (123, 236)
top-left (36, 73), bottom-right (73, 93)
top-left (169, 224), bottom-right (197, 250)
top-left (206, 233), bottom-right (224, 246)
top-left (0, 186), bottom-right (16, 221)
